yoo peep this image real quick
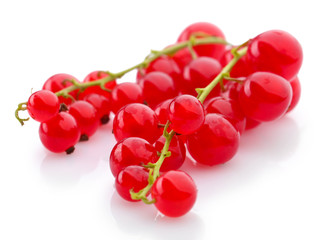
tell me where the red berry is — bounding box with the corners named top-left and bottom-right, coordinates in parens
top-left (169, 47), bottom-right (193, 70)
top-left (154, 99), bottom-right (173, 125)
top-left (151, 170), bottom-right (197, 217)
top-left (109, 137), bottom-right (157, 177)
top-left (247, 30), bottom-right (303, 80)
top-left (27, 90), bottom-right (60, 122)
top-left (177, 22), bottom-right (226, 60)
top-left (153, 135), bottom-right (186, 172)
top-left (239, 72), bottom-right (292, 122)
top-left (286, 76), bottom-right (301, 113)
top-left (83, 93), bottom-right (111, 124)
top-left (168, 95), bottom-right (205, 135)
top-left (245, 117), bottom-right (261, 130)
top-left (115, 166), bottom-right (149, 202)
top-left (43, 73), bottom-right (79, 105)
top-left (39, 112), bottom-right (80, 153)
top-left (79, 71), bottom-right (116, 101)
top-left (187, 113), bottom-right (240, 166)
top-left (220, 47), bottom-right (252, 78)
top-left (182, 57), bottom-right (222, 97)
top-left (140, 72), bottom-right (178, 109)
top-left (205, 96), bottom-right (246, 134)
top-left (144, 55), bottom-right (182, 92)
top-left (113, 103), bottom-right (160, 143)
top-left (110, 82), bottom-right (143, 114)
top-left (68, 101), bottom-right (99, 138)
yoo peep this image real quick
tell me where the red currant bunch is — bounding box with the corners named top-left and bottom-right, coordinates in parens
top-left (16, 22), bottom-right (302, 218)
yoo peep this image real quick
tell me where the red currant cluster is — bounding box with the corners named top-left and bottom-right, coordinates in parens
top-left (16, 22), bottom-right (302, 218)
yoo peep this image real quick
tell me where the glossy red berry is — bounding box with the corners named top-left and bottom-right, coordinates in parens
top-left (79, 71), bottom-right (116, 101)
top-left (27, 90), bottom-right (60, 122)
top-left (168, 95), bottom-right (205, 135)
top-left (154, 99), bottom-right (173, 125)
top-left (239, 72), bottom-right (293, 122)
top-left (115, 166), bottom-right (149, 202)
top-left (220, 47), bottom-right (252, 78)
top-left (205, 96), bottom-right (246, 133)
top-left (187, 113), bottom-right (240, 166)
top-left (169, 47), bottom-right (193, 70)
top-left (286, 76), bottom-right (301, 113)
top-left (39, 112), bottom-right (80, 153)
top-left (153, 135), bottom-right (186, 172)
top-left (140, 71), bottom-right (178, 108)
top-left (182, 57), bottom-right (222, 97)
top-left (109, 137), bottom-right (157, 177)
top-left (68, 101), bottom-right (99, 138)
top-left (247, 30), bottom-right (303, 80)
top-left (113, 103), bottom-right (160, 143)
top-left (110, 82), bottom-right (143, 114)
top-left (144, 55), bottom-right (182, 92)
top-left (151, 170), bottom-right (197, 217)
top-left (42, 73), bottom-right (79, 105)
top-left (177, 22), bottom-right (226, 60)
top-left (83, 93), bottom-right (111, 124)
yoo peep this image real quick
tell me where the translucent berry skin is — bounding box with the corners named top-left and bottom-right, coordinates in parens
top-left (42, 73), bottom-right (79, 105)
top-left (151, 170), bottom-right (197, 217)
top-left (168, 95), bottom-right (205, 135)
top-left (245, 117), bottom-right (261, 130)
top-left (182, 57), bottom-right (222, 97)
top-left (140, 72), bottom-right (178, 109)
top-left (153, 135), bottom-right (186, 172)
top-left (144, 56), bottom-right (182, 92)
top-left (110, 82), bottom-right (143, 114)
top-left (170, 47), bottom-right (193, 70)
top-left (79, 71), bottom-right (116, 101)
top-left (27, 90), bottom-right (60, 122)
top-left (286, 76), bottom-right (301, 113)
top-left (239, 72), bottom-right (292, 122)
top-left (154, 99), bottom-right (173, 125)
top-left (39, 112), bottom-right (80, 153)
top-left (109, 137), bottom-right (157, 177)
top-left (68, 101), bottom-right (99, 137)
top-left (113, 103), bottom-right (160, 143)
top-left (115, 166), bottom-right (149, 202)
top-left (187, 113), bottom-right (240, 166)
top-left (220, 47), bottom-right (251, 78)
top-left (247, 30), bottom-right (303, 80)
top-left (177, 22), bottom-right (226, 61)
top-left (205, 96), bottom-right (246, 134)
top-left (83, 93), bottom-right (111, 124)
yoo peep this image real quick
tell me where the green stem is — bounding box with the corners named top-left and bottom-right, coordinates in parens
top-left (197, 47), bottom-right (248, 103)
top-left (15, 102), bottom-right (29, 126)
top-left (131, 123), bottom-right (175, 203)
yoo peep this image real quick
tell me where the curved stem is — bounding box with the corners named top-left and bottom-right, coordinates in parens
top-left (131, 123), bottom-right (175, 203)
top-left (197, 47), bottom-right (248, 103)
top-left (15, 102), bottom-right (29, 126)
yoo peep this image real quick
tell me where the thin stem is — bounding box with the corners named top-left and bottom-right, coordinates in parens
top-left (131, 123), bottom-right (175, 203)
top-left (197, 47), bottom-right (248, 103)
top-left (15, 102), bottom-right (29, 126)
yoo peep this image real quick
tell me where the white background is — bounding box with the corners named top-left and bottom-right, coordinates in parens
top-left (1, 0), bottom-right (333, 239)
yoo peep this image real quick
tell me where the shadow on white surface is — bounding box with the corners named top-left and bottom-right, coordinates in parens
top-left (110, 191), bottom-right (205, 240)
top-left (39, 123), bottom-right (116, 186)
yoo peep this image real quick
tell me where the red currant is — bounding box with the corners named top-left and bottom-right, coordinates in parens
top-left (247, 30), bottom-right (303, 80)
top-left (151, 170), bottom-right (197, 217)
top-left (79, 71), bottom-right (116, 101)
top-left (140, 72), bottom-right (178, 108)
top-left (113, 103), bottom-right (160, 143)
top-left (109, 137), bottom-right (157, 177)
top-left (27, 90), bottom-right (60, 122)
top-left (168, 95), bottom-right (205, 135)
top-left (42, 73), bottom-right (79, 105)
top-left (286, 76), bottom-right (301, 113)
top-left (220, 47), bottom-right (251, 78)
top-left (110, 82), bottom-right (143, 114)
top-left (187, 113), bottom-right (240, 166)
top-left (153, 135), bottom-right (186, 172)
top-left (177, 22), bottom-right (226, 60)
top-left (39, 112), bottom-right (80, 153)
top-left (68, 101), bottom-right (99, 139)
top-left (182, 57), bottom-right (222, 97)
top-left (83, 93), bottom-right (111, 124)
top-left (205, 96), bottom-right (246, 134)
top-left (115, 166), bottom-right (149, 202)
top-left (238, 72), bottom-right (292, 122)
